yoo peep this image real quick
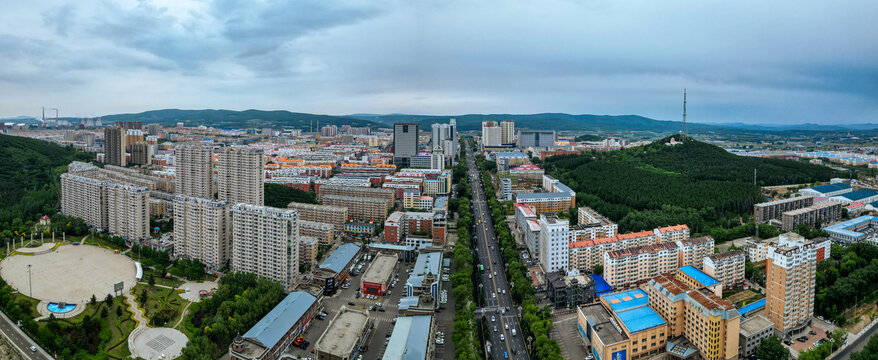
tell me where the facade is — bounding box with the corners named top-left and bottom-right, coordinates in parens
top-left (218, 147), bottom-right (265, 206)
top-left (130, 142), bottom-right (152, 166)
top-left (230, 291), bottom-right (320, 360)
top-left (539, 214), bottom-right (570, 273)
top-left (314, 308), bottom-right (371, 360)
top-left (500, 120), bottom-right (515, 144)
top-left (500, 178), bottom-right (512, 201)
top-left (60, 172), bottom-right (150, 241)
top-left (176, 144), bottom-right (214, 199)
top-left (299, 236), bottom-right (318, 266)
top-left (765, 233), bottom-right (818, 336)
top-left (231, 204), bottom-right (300, 288)
top-left (578, 289), bottom-right (668, 360)
top-left (361, 253), bottom-right (398, 296)
top-left (174, 195), bottom-right (231, 270)
top-left (657, 225), bottom-right (690, 243)
top-left (754, 196), bottom-right (814, 223)
top-left (393, 123), bottom-right (418, 166)
top-left (318, 185), bottom-right (395, 207)
top-left (546, 271), bottom-right (595, 308)
top-left (675, 235), bottom-right (713, 269)
top-left (781, 200), bottom-right (843, 231)
top-left (321, 195), bottom-right (390, 223)
top-left (105, 182), bottom-right (150, 241)
top-left (60, 173), bottom-right (109, 230)
top-left (603, 242), bottom-right (680, 289)
top-left (568, 229), bottom-right (658, 274)
top-left (518, 130), bottom-right (556, 148)
top-left (104, 126), bottom-right (126, 166)
top-left (481, 121), bottom-right (502, 147)
top-left (405, 251), bottom-right (442, 301)
top-left (575, 207), bottom-right (618, 240)
top-left (299, 220), bottom-right (334, 245)
top-left (738, 315), bottom-right (773, 359)
top-left (703, 251), bottom-right (745, 289)
top-left (287, 202), bottom-right (347, 233)
top-left (316, 243), bottom-right (362, 295)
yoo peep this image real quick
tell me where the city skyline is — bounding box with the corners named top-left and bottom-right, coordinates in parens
top-left (1, 1), bottom-right (876, 124)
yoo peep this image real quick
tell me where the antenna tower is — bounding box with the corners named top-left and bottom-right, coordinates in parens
top-left (682, 89), bottom-right (687, 135)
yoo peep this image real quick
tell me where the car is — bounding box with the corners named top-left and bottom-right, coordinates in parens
top-left (355, 293), bottom-right (360, 299)
top-left (504, 351), bottom-right (508, 359)
top-left (378, 308), bottom-right (386, 312)
top-left (500, 334), bottom-right (505, 341)
top-left (491, 316), bottom-right (496, 322)
top-left (348, 302), bottom-right (356, 306)
top-left (376, 302), bottom-right (382, 307)
top-left (585, 356), bottom-right (594, 360)
top-left (496, 308), bottom-right (500, 313)
top-left (370, 306), bottom-right (376, 311)
top-left (810, 330), bottom-right (818, 335)
top-left (493, 326), bottom-right (497, 332)
top-left (489, 274), bottom-right (492, 279)
top-left (492, 293), bottom-right (496, 298)
top-left (505, 324), bottom-right (509, 330)
top-left (502, 290), bottom-right (506, 294)
top-left (29, 346), bottom-right (36, 352)
top-left (501, 309), bottom-right (506, 314)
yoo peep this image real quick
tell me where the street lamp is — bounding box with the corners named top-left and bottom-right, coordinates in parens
top-left (28, 264), bottom-right (32, 298)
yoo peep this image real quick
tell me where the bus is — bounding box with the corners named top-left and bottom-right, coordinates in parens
top-left (479, 264), bottom-right (485, 272)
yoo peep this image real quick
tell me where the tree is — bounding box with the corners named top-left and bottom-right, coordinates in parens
top-left (89, 294), bottom-right (97, 306)
top-left (100, 307), bottom-right (108, 318)
top-left (104, 294), bottom-right (113, 307)
top-left (116, 305), bottom-right (123, 317)
top-left (756, 335), bottom-right (790, 360)
top-left (148, 274), bottom-right (156, 286)
top-left (593, 265), bottom-right (603, 275)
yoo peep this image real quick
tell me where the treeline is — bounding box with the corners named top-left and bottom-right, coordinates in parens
top-left (815, 243), bottom-right (878, 325)
top-left (264, 183), bottom-right (318, 208)
top-left (180, 272), bottom-right (285, 359)
top-left (449, 167), bottom-right (482, 360)
top-left (544, 135), bottom-right (842, 233)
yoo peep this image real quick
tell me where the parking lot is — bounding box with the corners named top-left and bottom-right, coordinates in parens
top-left (785, 319), bottom-right (836, 355)
top-left (282, 254), bottom-right (456, 360)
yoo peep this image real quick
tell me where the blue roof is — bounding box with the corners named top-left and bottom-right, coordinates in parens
top-left (602, 289), bottom-right (649, 312)
top-left (809, 183), bottom-right (851, 194)
top-left (679, 266), bottom-right (720, 287)
top-left (412, 251), bottom-right (442, 277)
top-left (382, 315), bottom-right (432, 360)
top-left (840, 189), bottom-right (878, 201)
top-left (368, 243), bottom-right (415, 251)
top-left (319, 243), bottom-right (361, 273)
top-left (616, 306), bottom-right (666, 333)
top-left (590, 274), bottom-right (612, 293)
top-left (398, 296), bottom-right (420, 311)
top-left (824, 215), bottom-right (878, 239)
top-left (242, 291), bottom-right (317, 349)
top-left (738, 298), bottom-right (766, 317)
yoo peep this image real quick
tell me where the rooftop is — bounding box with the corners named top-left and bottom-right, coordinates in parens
top-left (607, 242), bottom-right (678, 259)
top-left (708, 250), bottom-right (744, 262)
top-left (678, 266), bottom-right (720, 287)
top-left (602, 289), bottom-right (649, 312)
top-left (412, 251), bottom-right (442, 277)
top-left (382, 315), bottom-right (432, 360)
top-left (579, 304), bottom-right (627, 345)
top-left (241, 291), bottom-right (317, 351)
top-left (658, 224), bottom-right (689, 233)
top-left (738, 298), bottom-right (767, 317)
top-left (740, 314), bottom-right (773, 336)
top-left (319, 243), bottom-right (361, 274)
top-left (316, 309), bottom-right (369, 358)
top-left (686, 289), bottom-right (737, 313)
top-left (616, 306), bottom-right (667, 334)
top-left (362, 253), bottom-right (398, 285)
top-left (650, 273), bottom-right (692, 296)
top-left (839, 189), bottom-right (878, 201)
top-left (809, 182), bottom-right (852, 194)
top-left (590, 274), bottom-right (612, 294)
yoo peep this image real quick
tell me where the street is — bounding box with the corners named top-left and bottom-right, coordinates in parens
top-left (0, 310), bottom-right (50, 360)
top-left (465, 142), bottom-right (529, 360)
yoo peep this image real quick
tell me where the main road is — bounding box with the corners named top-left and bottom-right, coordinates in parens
top-left (464, 141), bottom-right (529, 359)
top-left (0, 310), bottom-right (51, 360)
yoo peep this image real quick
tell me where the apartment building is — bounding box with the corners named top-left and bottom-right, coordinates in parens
top-left (130, 142), bottom-right (152, 166)
top-left (567, 229), bottom-right (658, 275)
top-left (231, 204), bottom-right (299, 288)
top-left (645, 273), bottom-right (741, 360)
top-left (300, 220), bottom-right (334, 245)
top-left (174, 196), bottom-right (231, 270)
top-left (515, 187), bottom-right (575, 214)
top-left (500, 120), bottom-right (515, 144)
top-left (105, 182), bottom-right (150, 241)
top-left (765, 233), bottom-right (818, 336)
top-left (175, 144), bottom-right (214, 199)
top-left (578, 289), bottom-right (668, 360)
top-left (321, 195), bottom-right (390, 223)
top-left (60, 173), bottom-right (108, 230)
top-left (603, 242), bottom-right (680, 289)
top-left (781, 201), bottom-right (843, 231)
top-left (318, 185), bottom-right (395, 208)
top-left (657, 225), bottom-right (690, 243)
top-left (217, 147), bottom-right (264, 206)
top-left (675, 236), bottom-right (714, 269)
top-left (704, 251), bottom-right (745, 289)
top-left (754, 196), bottom-right (814, 223)
top-left (481, 121), bottom-right (502, 147)
top-left (300, 236), bottom-right (318, 266)
top-left (539, 214), bottom-right (570, 273)
top-left (574, 207), bottom-right (618, 240)
top-left (104, 126), bottom-right (126, 167)
top-left (287, 202), bottom-right (347, 232)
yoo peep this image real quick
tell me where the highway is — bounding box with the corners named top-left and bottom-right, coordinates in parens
top-left (0, 310), bottom-right (51, 360)
top-left (464, 141), bottom-right (529, 360)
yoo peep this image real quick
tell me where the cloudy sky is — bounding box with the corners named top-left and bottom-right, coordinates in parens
top-left (1, 0), bottom-right (876, 124)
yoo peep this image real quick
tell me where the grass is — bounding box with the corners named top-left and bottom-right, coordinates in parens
top-left (133, 284), bottom-right (190, 327)
top-left (82, 236), bottom-right (128, 251)
top-left (40, 296), bottom-right (134, 357)
top-left (141, 267), bottom-right (184, 288)
top-left (11, 292), bottom-right (40, 318)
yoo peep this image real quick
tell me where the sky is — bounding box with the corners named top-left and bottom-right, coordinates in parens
top-left (1, 0), bottom-right (876, 125)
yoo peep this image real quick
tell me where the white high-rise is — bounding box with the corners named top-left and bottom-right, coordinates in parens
top-left (539, 214), bottom-right (570, 273)
top-left (500, 120), bottom-right (515, 145)
top-left (217, 146), bottom-right (264, 206)
top-left (481, 121), bottom-right (502, 147)
top-left (106, 182), bottom-right (150, 241)
top-left (174, 196), bottom-right (231, 270)
top-left (231, 204), bottom-right (300, 287)
top-left (175, 144), bottom-right (214, 199)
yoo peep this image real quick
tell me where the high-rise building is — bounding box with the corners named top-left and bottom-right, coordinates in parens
top-left (105, 182), bottom-right (150, 241)
top-left (430, 152), bottom-right (444, 170)
top-left (231, 204), bottom-right (300, 287)
top-left (217, 147), bottom-right (264, 206)
top-left (765, 233), bottom-right (818, 336)
top-left (174, 196), bottom-right (231, 270)
top-left (431, 123), bottom-right (450, 150)
top-left (393, 123), bottom-right (418, 167)
top-left (130, 142), bottom-right (152, 166)
top-left (704, 250), bottom-right (746, 289)
top-left (287, 202), bottom-right (348, 232)
top-left (539, 214), bottom-right (569, 273)
top-left (104, 126), bottom-right (126, 166)
top-left (500, 120), bottom-right (515, 144)
top-left (321, 125), bottom-right (338, 137)
top-left (175, 144), bottom-right (214, 199)
top-left (481, 121), bottom-right (502, 147)
top-left (60, 170), bottom-right (149, 241)
top-left (61, 173), bottom-right (108, 230)
top-left (518, 130), bottom-right (556, 148)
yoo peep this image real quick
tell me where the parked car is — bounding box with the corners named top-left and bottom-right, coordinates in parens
top-left (348, 302), bottom-right (356, 306)
top-left (491, 316), bottom-right (495, 322)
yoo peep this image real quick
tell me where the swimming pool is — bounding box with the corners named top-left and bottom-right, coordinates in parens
top-left (47, 302), bottom-right (76, 314)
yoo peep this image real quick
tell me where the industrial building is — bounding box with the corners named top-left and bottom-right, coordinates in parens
top-left (361, 253), bottom-right (398, 296)
top-left (314, 307), bottom-right (371, 360)
top-left (230, 291), bottom-right (320, 360)
top-left (798, 182), bottom-right (852, 197)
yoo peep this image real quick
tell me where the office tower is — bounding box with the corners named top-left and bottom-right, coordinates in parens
top-left (431, 123), bottom-right (449, 150)
top-left (518, 130), bottom-right (556, 148)
top-left (176, 144), bottom-right (214, 199)
top-left (104, 126), bottom-right (126, 166)
top-left (231, 204), bottom-right (300, 287)
top-left (765, 233), bottom-right (817, 336)
top-left (217, 147), bottom-right (264, 206)
top-left (174, 196), bottom-right (231, 270)
top-left (500, 120), bottom-right (515, 144)
top-left (538, 214), bottom-right (569, 273)
top-left (130, 142), bottom-right (153, 166)
top-left (106, 182), bottom-right (150, 241)
top-left (393, 123), bottom-right (418, 167)
top-left (449, 118), bottom-right (456, 140)
top-left (430, 152), bottom-right (444, 170)
top-left (481, 121), bottom-right (502, 147)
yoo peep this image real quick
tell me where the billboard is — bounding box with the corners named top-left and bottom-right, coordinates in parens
top-left (611, 349), bottom-right (627, 360)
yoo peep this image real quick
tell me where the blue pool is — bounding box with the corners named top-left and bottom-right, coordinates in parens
top-left (47, 302), bottom-right (76, 314)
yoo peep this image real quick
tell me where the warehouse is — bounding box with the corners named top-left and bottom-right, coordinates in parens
top-left (315, 308), bottom-right (371, 360)
top-left (361, 253), bottom-right (398, 296)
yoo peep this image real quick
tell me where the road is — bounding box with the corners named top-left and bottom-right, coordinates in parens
top-left (0, 310), bottom-right (51, 360)
top-left (465, 142), bottom-right (529, 360)
top-left (835, 324), bottom-right (878, 359)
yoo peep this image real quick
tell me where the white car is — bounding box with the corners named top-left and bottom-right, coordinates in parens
top-left (491, 316), bottom-right (496, 322)
top-left (500, 334), bottom-right (505, 341)
top-left (505, 324), bottom-right (509, 330)
top-left (376, 302), bottom-right (382, 307)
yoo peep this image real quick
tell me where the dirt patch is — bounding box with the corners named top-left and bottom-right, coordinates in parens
top-left (726, 290), bottom-right (757, 305)
top-left (844, 303), bottom-right (878, 334)
top-left (0, 335), bottom-right (24, 360)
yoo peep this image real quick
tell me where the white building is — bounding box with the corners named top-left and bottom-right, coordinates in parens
top-left (174, 196), bottom-right (231, 270)
top-left (539, 214), bottom-right (569, 273)
top-left (231, 204), bottom-right (300, 288)
top-left (481, 121), bottom-right (502, 147)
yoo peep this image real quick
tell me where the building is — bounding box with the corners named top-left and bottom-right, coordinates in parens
top-left (176, 144), bottom-right (214, 199)
top-left (500, 120), bottom-right (515, 144)
top-left (754, 196), bottom-right (814, 223)
top-left (657, 225), bottom-right (690, 243)
top-left (174, 196), bottom-right (231, 270)
top-left (314, 307), bottom-right (371, 360)
top-left (406, 251), bottom-right (442, 301)
top-left (318, 185), bottom-right (395, 208)
top-left (481, 121), bottom-right (502, 147)
top-left (514, 203), bottom-right (541, 257)
top-left (299, 236), bottom-right (318, 267)
top-left (781, 201), bottom-right (843, 231)
top-left (231, 204), bottom-right (300, 288)
top-left (218, 147), bottom-right (265, 206)
top-left (568, 229), bottom-right (658, 275)
top-left (675, 235), bottom-right (713, 269)
top-left (575, 207), bottom-right (618, 239)
top-left (315, 243), bottom-right (362, 295)
top-left (403, 189), bottom-right (421, 209)
top-left (300, 220), bottom-right (334, 245)
top-left (130, 142), bottom-right (152, 166)
top-left (578, 289), bottom-right (668, 360)
top-left (361, 253), bottom-right (398, 296)
top-left (799, 182), bottom-right (852, 198)
top-left (105, 182), bottom-right (150, 241)
top-left (830, 189), bottom-right (878, 205)
top-left (515, 186), bottom-right (575, 214)
top-left (321, 195), bottom-right (390, 223)
top-left (703, 251), bottom-right (745, 289)
top-left (603, 242), bottom-right (679, 289)
top-left (765, 233), bottom-right (818, 336)
top-left (230, 291), bottom-right (320, 360)
top-left (494, 151), bottom-right (530, 170)
top-left (539, 214), bottom-right (570, 273)
top-left (738, 315), bottom-right (773, 359)
top-left (287, 202), bottom-right (347, 233)
top-left (393, 123), bottom-right (418, 167)
top-left (500, 178), bottom-right (512, 201)
top-left (60, 172), bottom-right (150, 241)
top-left (104, 126), bottom-right (126, 166)
top-left (546, 271), bottom-right (595, 308)
top-left (675, 266), bottom-right (722, 297)
top-left (382, 315), bottom-right (435, 360)
top-left (384, 211), bottom-right (404, 242)
top-left (518, 130), bottom-right (556, 148)
top-left (60, 173), bottom-right (109, 230)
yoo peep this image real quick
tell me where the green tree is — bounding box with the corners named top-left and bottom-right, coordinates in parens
top-left (89, 294), bottom-right (97, 306)
top-left (755, 335), bottom-right (789, 360)
top-left (593, 265), bottom-right (603, 275)
top-left (104, 294), bottom-right (113, 307)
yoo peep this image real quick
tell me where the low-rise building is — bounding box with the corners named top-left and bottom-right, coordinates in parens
top-left (546, 271), bottom-right (596, 308)
top-left (577, 289), bottom-right (668, 360)
top-left (361, 253), bottom-right (398, 296)
top-left (230, 291), bottom-right (320, 360)
top-left (824, 215), bottom-right (878, 243)
top-left (299, 236), bottom-right (318, 267)
top-left (382, 315), bottom-right (435, 360)
top-left (315, 243), bottom-right (362, 295)
top-left (314, 307), bottom-right (371, 360)
top-left (739, 315), bottom-right (773, 359)
top-left (406, 252), bottom-right (442, 303)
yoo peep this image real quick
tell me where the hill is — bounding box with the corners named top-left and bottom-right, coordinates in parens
top-left (0, 134), bottom-right (94, 226)
top-left (543, 134), bottom-right (844, 234)
top-left (88, 109), bottom-right (379, 130)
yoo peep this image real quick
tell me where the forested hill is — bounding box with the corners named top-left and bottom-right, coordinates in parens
top-left (543, 134), bottom-right (844, 234)
top-left (92, 109), bottom-right (379, 130)
top-left (0, 134), bottom-right (93, 225)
